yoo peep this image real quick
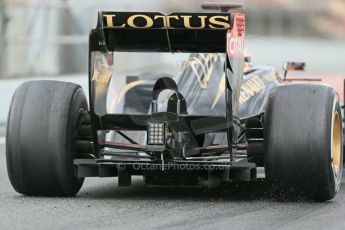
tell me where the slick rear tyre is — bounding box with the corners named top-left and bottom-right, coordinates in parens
top-left (264, 84), bottom-right (343, 201)
top-left (6, 80), bottom-right (87, 196)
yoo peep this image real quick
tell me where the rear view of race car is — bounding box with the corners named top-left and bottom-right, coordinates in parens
top-left (5, 4), bottom-right (343, 201)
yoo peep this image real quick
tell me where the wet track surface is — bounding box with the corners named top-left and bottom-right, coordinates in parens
top-left (1, 143), bottom-right (345, 230)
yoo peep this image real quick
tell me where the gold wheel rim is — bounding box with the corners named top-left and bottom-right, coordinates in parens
top-left (332, 111), bottom-right (341, 176)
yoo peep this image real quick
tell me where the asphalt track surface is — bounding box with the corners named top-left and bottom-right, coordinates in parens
top-left (1, 142), bottom-right (345, 230)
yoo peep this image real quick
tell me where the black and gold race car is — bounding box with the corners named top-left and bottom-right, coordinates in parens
top-left (6, 4), bottom-right (342, 201)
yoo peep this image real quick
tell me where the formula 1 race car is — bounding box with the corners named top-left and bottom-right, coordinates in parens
top-left (6, 3), bottom-right (343, 201)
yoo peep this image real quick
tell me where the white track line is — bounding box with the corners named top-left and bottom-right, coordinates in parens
top-left (0, 137), bottom-right (5, 145)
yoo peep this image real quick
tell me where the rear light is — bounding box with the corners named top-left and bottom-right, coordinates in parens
top-left (147, 122), bottom-right (166, 145)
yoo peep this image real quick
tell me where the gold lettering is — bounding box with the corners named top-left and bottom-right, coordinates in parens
top-left (252, 77), bottom-right (265, 88)
top-left (239, 77), bottom-right (265, 104)
top-left (104, 14), bottom-right (232, 29)
top-left (103, 14), bottom-right (115, 27)
top-left (103, 14), bottom-right (126, 28)
top-left (242, 82), bottom-right (256, 97)
top-left (209, 16), bottom-right (231, 29)
top-left (239, 87), bottom-right (251, 104)
top-left (127, 14), bottom-right (154, 28)
top-left (181, 15), bottom-right (207, 29)
top-left (239, 93), bottom-right (249, 104)
top-left (153, 15), bottom-right (179, 28)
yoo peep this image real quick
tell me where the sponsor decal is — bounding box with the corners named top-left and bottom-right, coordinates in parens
top-left (227, 36), bottom-right (244, 57)
top-left (239, 76), bottom-right (265, 104)
top-left (102, 12), bottom-right (231, 30)
top-left (227, 14), bottom-right (245, 57)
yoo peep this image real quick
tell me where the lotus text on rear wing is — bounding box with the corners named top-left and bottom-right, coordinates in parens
top-left (102, 13), bottom-right (232, 29)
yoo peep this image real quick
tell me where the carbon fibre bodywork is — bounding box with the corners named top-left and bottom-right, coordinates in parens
top-left (113, 61), bottom-right (280, 146)
top-left (75, 9), bottom-right (332, 184)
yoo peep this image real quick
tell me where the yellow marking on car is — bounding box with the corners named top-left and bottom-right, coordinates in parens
top-left (211, 75), bottom-right (267, 109)
top-left (211, 73), bottom-right (226, 110)
top-left (188, 54), bottom-right (219, 89)
top-left (239, 76), bottom-right (265, 104)
top-left (91, 67), bottom-right (113, 106)
top-left (116, 80), bottom-right (148, 103)
top-left (109, 80), bottom-right (149, 112)
top-left (103, 13), bottom-right (231, 30)
top-left (92, 69), bottom-right (112, 84)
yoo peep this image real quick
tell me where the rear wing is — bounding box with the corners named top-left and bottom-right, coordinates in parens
top-left (88, 10), bottom-right (246, 157)
top-left (89, 11), bottom-right (243, 53)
